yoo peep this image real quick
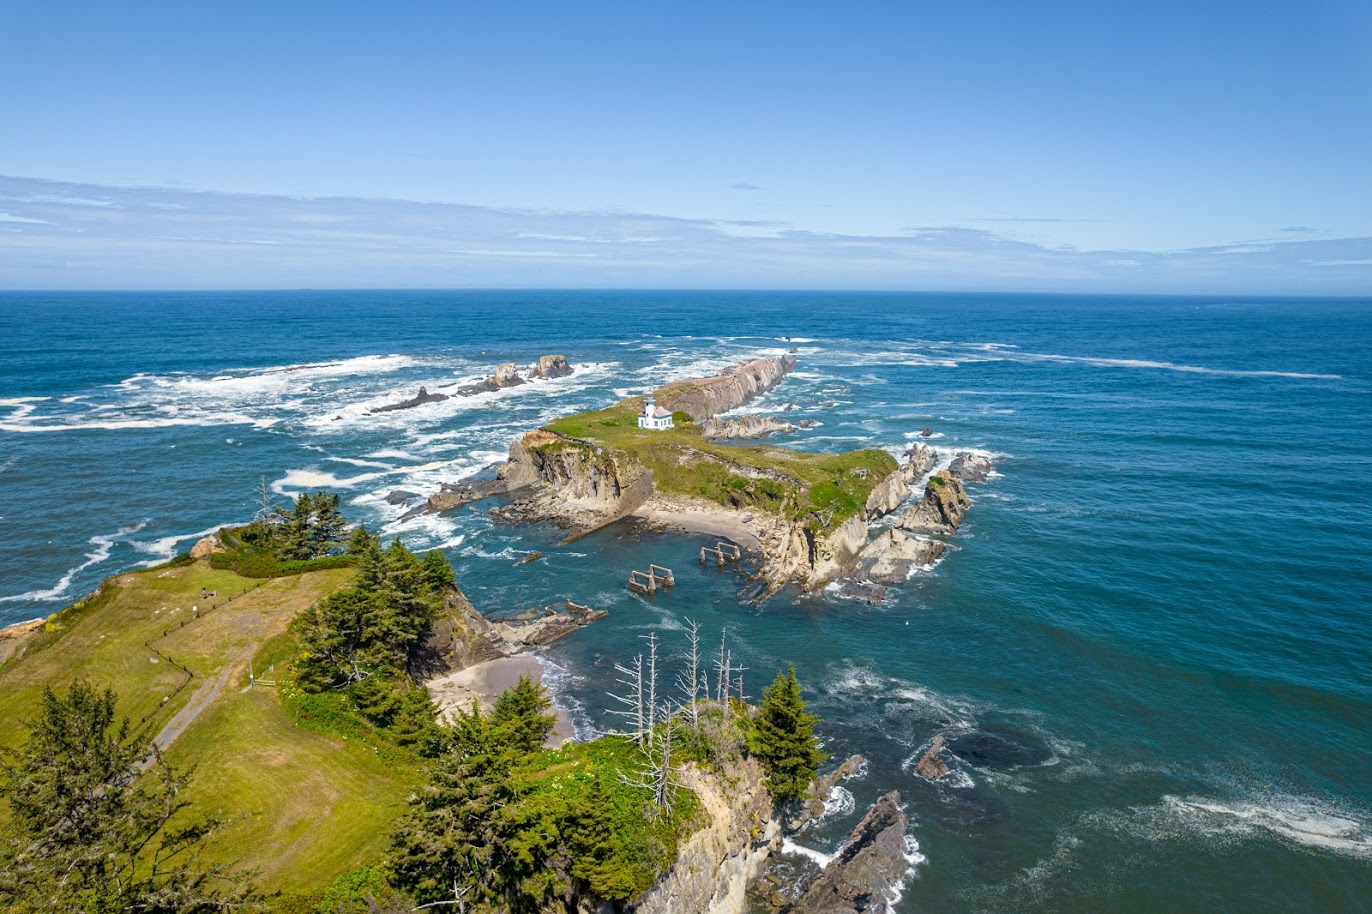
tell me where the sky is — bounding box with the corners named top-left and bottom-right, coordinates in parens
top-left (2, 0), bottom-right (1370, 292)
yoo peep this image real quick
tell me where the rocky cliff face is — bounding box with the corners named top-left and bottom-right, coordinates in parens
top-left (863, 467), bottom-right (911, 520)
top-left (656, 355), bottom-right (797, 422)
top-left (501, 430), bottom-right (654, 530)
top-left (701, 415), bottom-right (796, 440)
top-left (632, 756), bottom-right (781, 914)
top-left (854, 529), bottom-right (946, 584)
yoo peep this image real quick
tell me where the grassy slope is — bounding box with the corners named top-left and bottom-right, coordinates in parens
top-left (542, 399), bottom-right (897, 530)
top-left (0, 561), bottom-right (419, 894)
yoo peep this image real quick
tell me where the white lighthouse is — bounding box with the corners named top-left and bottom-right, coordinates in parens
top-left (638, 393), bottom-right (674, 431)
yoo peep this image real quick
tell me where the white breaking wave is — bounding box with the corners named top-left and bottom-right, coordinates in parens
top-left (1157, 794), bottom-right (1372, 860)
top-left (0, 521), bottom-right (148, 604)
top-left (999, 350), bottom-right (1341, 380)
top-left (780, 837), bottom-right (835, 868)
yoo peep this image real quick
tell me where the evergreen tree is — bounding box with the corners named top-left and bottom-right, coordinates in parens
top-left (490, 674), bottom-right (556, 755)
top-left (347, 521), bottom-right (379, 555)
top-left (0, 681), bottom-right (256, 912)
top-left (273, 492), bottom-right (315, 560)
top-left (307, 491), bottom-right (349, 557)
top-left (746, 666), bottom-right (826, 804)
top-left (420, 548), bottom-right (456, 592)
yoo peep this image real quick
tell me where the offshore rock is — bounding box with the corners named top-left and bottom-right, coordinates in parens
top-left (490, 602), bottom-right (608, 648)
top-left (455, 361), bottom-right (526, 396)
top-left (655, 354), bottom-right (797, 422)
top-left (701, 415), bottom-right (797, 440)
top-left (369, 385), bottom-right (449, 414)
top-left (529, 354), bottom-right (573, 379)
top-left (947, 452), bottom-right (993, 483)
top-left (855, 529), bottom-right (945, 584)
top-left (783, 791), bottom-right (910, 914)
top-left (914, 735), bottom-right (951, 781)
top-left (897, 474), bottom-right (971, 535)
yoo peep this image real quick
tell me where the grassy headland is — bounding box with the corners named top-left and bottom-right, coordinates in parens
top-left (542, 397), bottom-right (896, 532)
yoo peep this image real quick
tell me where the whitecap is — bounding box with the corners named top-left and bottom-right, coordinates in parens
top-left (0, 521), bottom-right (148, 604)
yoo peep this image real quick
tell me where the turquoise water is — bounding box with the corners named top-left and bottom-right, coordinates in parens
top-left (2, 291), bottom-right (1370, 911)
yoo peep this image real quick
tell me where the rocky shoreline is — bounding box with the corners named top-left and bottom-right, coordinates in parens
top-left (403, 353), bottom-right (998, 601)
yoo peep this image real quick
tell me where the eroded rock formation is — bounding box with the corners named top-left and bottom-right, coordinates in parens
top-left (915, 735), bottom-right (951, 781)
top-left (701, 415), bottom-right (797, 440)
top-left (855, 529), bottom-right (946, 584)
top-left (530, 354), bottom-right (573, 379)
top-left (897, 474), bottom-right (971, 535)
top-left (369, 386), bottom-right (450, 414)
top-left (655, 354), bottom-right (797, 422)
top-left (782, 791), bottom-right (911, 914)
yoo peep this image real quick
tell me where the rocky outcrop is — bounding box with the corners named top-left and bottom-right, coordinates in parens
top-left (500, 430), bottom-right (655, 534)
top-left (633, 756), bottom-right (780, 914)
top-left (789, 754), bottom-right (867, 833)
top-left (189, 534), bottom-right (227, 558)
top-left (655, 355), bottom-right (797, 422)
top-left (490, 601), bottom-right (608, 648)
top-left (408, 585), bottom-right (507, 680)
top-left (914, 735), bottom-right (951, 781)
top-left (901, 443), bottom-right (937, 485)
top-left (369, 386), bottom-right (449, 414)
top-left (0, 617), bottom-right (46, 665)
top-left (854, 529), bottom-right (946, 584)
top-left (453, 361), bottom-right (526, 396)
top-left (947, 451), bottom-right (993, 482)
top-left (897, 474), bottom-right (970, 535)
top-left (529, 354), bottom-right (573, 379)
top-left (783, 791), bottom-right (911, 914)
top-left (701, 415), bottom-right (796, 440)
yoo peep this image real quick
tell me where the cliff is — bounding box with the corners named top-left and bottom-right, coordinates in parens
top-left (701, 415), bottom-right (796, 440)
top-left (633, 756), bottom-right (781, 914)
top-left (655, 354), bottom-right (797, 421)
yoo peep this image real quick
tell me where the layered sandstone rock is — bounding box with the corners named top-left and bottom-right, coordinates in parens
top-left (701, 415), bottom-right (796, 440)
top-left (655, 354), bottom-right (797, 422)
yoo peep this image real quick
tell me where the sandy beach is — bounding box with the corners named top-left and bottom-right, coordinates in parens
top-left (426, 654), bottom-right (577, 747)
top-left (628, 493), bottom-right (762, 552)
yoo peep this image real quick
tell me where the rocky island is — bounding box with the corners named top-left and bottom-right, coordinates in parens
top-left (412, 353), bottom-right (991, 599)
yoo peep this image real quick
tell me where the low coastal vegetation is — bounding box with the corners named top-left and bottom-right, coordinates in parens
top-left (542, 398), bottom-right (896, 533)
top-left (0, 490), bottom-right (829, 913)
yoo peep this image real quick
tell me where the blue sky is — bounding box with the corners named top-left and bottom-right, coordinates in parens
top-left (2, 0), bottom-right (1370, 292)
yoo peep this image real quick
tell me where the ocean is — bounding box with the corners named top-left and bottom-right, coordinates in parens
top-left (1, 290), bottom-right (1370, 911)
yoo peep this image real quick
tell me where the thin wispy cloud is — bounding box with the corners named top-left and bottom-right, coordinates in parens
top-left (728, 182), bottom-right (762, 191)
top-left (0, 177), bottom-right (1368, 293)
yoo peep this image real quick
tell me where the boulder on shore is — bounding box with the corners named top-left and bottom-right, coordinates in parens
top-left (855, 529), bottom-right (946, 584)
top-left (783, 791), bottom-right (911, 914)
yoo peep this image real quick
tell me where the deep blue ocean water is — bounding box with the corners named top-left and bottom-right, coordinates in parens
top-left (2, 290), bottom-right (1370, 911)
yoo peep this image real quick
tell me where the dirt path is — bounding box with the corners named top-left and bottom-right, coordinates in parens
top-left (141, 643), bottom-right (252, 767)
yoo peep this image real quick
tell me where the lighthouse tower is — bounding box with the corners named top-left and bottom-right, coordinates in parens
top-left (638, 393), bottom-right (674, 431)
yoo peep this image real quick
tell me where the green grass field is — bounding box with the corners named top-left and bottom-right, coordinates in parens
top-left (0, 560), bottom-right (421, 897)
top-left (542, 398), bottom-right (897, 530)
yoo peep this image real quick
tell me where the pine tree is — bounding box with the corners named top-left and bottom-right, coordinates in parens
top-left (346, 521), bottom-right (379, 555)
top-left (746, 666), bottom-right (826, 804)
top-left (420, 548), bottom-right (456, 592)
top-left (491, 674), bottom-right (556, 755)
top-left (0, 681), bottom-right (256, 912)
top-left (273, 491), bottom-right (315, 560)
top-left (308, 490), bottom-right (349, 556)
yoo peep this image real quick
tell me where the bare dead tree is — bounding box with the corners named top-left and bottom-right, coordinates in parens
top-left (715, 628), bottom-right (729, 702)
top-left (644, 632), bottom-right (659, 747)
top-left (607, 654), bottom-right (647, 746)
top-left (254, 474), bottom-right (279, 525)
top-left (619, 701), bottom-right (681, 819)
top-left (676, 617), bottom-right (702, 727)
